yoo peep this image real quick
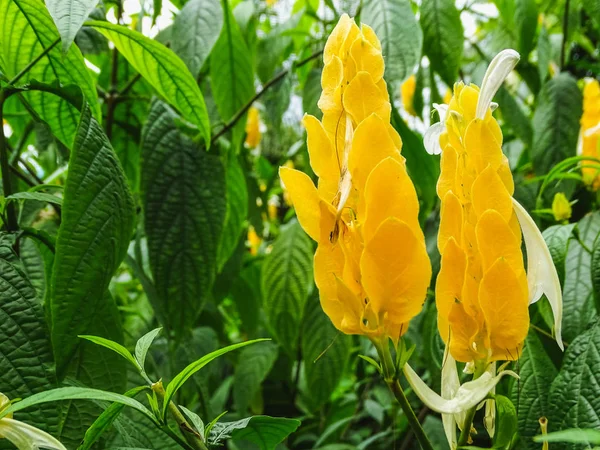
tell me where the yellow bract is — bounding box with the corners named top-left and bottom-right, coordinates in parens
top-left (401, 74), bottom-right (418, 116)
top-left (280, 14), bottom-right (430, 341)
top-left (580, 79), bottom-right (600, 189)
top-left (436, 82), bottom-right (529, 363)
top-left (552, 193), bottom-right (571, 222)
top-left (245, 106), bottom-right (261, 148)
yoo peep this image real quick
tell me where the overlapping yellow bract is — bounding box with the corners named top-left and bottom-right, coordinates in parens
top-left (245, 106), bottom-right (261, 148)
top-left (401, 74), bottom-right (418, 117)
top-left (280, 14), bottom-right (430, 341)
top-left (580, 79), bottom-right (600, 189)
top-left (437, 82), bottom-right (529, 363)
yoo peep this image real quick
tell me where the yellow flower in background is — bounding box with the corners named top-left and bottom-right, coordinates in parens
top-left (268, 196), bottom-right (279, 220)
top-left (443, 88), bottom-right (452, 104)
top-left (401, 74), bottom-right (418, 116)
top-left (578, 79), bottom-right (600, 189)
top-left (280, 14), bottom-right (430, 342)
top-left (552, 193), bottom-right (572, 222)
top-left (266, 0), bottom-right (277, 6)
top-left (0, 393), bottom-right (66, 450)
top-left (247, 226), bottom-right (261, 255)
top-left (245, 106), bottom-right (261, 148)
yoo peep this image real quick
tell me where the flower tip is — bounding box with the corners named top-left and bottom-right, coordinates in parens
top-left (476, 49), bottom-right (521, 120)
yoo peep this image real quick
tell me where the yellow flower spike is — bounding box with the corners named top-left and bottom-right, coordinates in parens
top-left (552, 193), bottom-right (572, 222)
top-left (401, 74), bottom-right (418, 116)
top-left (245, 106), bottom-right (261, 148)
top-left (578, 79), bottom-right (600, 189)
top-left (0, 393), bottom-right (66, 450)
top-left (278, 14), bottom-right (430, 342)
top-left (247, 226), bottom-right (261, 255)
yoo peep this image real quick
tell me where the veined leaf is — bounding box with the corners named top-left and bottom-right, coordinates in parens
top-left (50, 104), bottom-right (135, 378)
top-left (0, 253), bottom-right (58, 442)
top-left (47, 0), bottom-right (98, 53)
top-left (495, 87), bottom-right (533, 146)
top-left (210, 0), bottom-right (255, 147)
top-left (361, 0), bottom-right (422, 83)
top-left (209, 415), bottom-right (301, 449)
top-left (302, 295), bottom-right (351, 410)
top-left (420, 0), bottom-right (463, 86)
top-left (6, 192), bottom-right (63, 206)
top-left (543, 223), bottom-right (576, 287)
top-left (531, 74), bottom-right (582, 175)
top-left (548, 320), bottom-right (600, 450)
top-left (510, 331), bottom-right (558, 450)
top-left (87, 21), bottom-right (211, 144)
top-left (78, 335), bottom-right (141, 371)
top-left (233, 342), bottom-right (279, 413)
top-left (135, 328), bottom-right (162, 373)
top-left (534, 428), bottom-right (600, 445)
top-left (163, 339), bottom-right (270, 418)
top-left (262, 220), bottom-right (313, 355)
top-left (172, 0), bottom-right (223, 77)
top-left (0, 0), bottom-right (100, 146)
top-left (562, 213), bottom-right (600, 343)
top-left (141, 100), bottom-right (226, 334)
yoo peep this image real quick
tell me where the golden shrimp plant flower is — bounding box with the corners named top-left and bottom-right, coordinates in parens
top-left (401, 74), bottom-right (418, 117)
top-left (578, 78), bottom-right (600, 189)
top-left (245, 106), bottom-right (262, 148)
top-left (280, 14), bottom-right (431, 343)
top-left (0, 393), bottom-right (66, 450)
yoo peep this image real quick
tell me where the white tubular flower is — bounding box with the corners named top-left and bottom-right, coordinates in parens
top-left (512, 198), bottom-right (564, 350)
top-left (0, 393), bottom-right (66, 450)
top-left (476, 49), bottom-right (520, 120)
top-left (424, 104), bottom-right (448, 155)
top-left (441, 348), bottom-right (461, 449)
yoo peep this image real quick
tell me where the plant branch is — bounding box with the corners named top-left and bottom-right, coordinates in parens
top-left (7, 39), bottom-right (60, 87)
top-left (0, 93), bottom-right (18, 231)
top-left (388, 379), bottom-right (434, 450)
top-left (211, 49), bottom-right (323, 144)
top-left (560, 0), bottom-right (570, 69)
top-left (117, 73), bottom-right (142, 99)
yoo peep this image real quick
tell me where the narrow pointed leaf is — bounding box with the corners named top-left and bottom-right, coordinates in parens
top-left (47, 0), bottom-right (98, 53)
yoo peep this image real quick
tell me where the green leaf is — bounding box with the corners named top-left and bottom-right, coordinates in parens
top-left (47, 0), bottom-right (98, 53)
top-left (262, 220), bottom-right (313, 354)
top-left (543, 223), bottom-right (576, 287)
top-left (141, 100), bottom-right (227, 334)
top-left (582, 0), bottom-right (600, 29)
top-left (87, 20), bottom-right (211, 144)
top-left (209, 415), bottom-right (301, 450)
top-left (537, 25), bottom-right (551, 83)
top-left (50, 104), bottom-right (135, 378)
top-left (171, 0), bottom-right (223, 77)
top-left (0, 387), bottom-right (155, 421)
top-left (420, 0), bottom-right (463, 86)
top-left (78, 386), bottom-right (149, 450)
top-left (303, 68), bottom-right (322, 120)
top-left (231, 260), bottom-right (262, 334)
top-left (534, 428), bottom-right (600, 445)
top-left (218, 154), bottom-right (249, 271)
top-left (78, 335), bottom-right (141, 371)
top-left (362, 0), bottom-right (422, 82)
top-left (163, 339), bottom-right (270, 418)
top-left (514, 0), bottom-right (538, 57)
top-left (593, 234), bottom-right (600, 314)
top-left (510, 331), bottom-right (558, 450)
top-left (0, 0), bottom-right (100, 146)
top-left (531, 74), bottom-right (582, 175)
top-left (302, 295), bottom-right (351, 410)
top-left (179, 405), bottom-right (205, 436)
top-left (210, 0), bottom-right (255, 148)
top-left (135, 328), bottom-right (162, 373)
top-left (548, 320), bottom-right (600, 450)
top-left (6, 192), bottom-right (63, 206)
top-left (0, 253), bottom-right (59, 439)
top-left (495, 87), bottom-right (533, 147)
top-left (562, 213), bottom-right (600, 343)
top-left (233, 342), bottom-right (279, 413)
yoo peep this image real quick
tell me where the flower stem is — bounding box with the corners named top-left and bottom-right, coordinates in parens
top-left (458, 405), bottom-right (477, 446)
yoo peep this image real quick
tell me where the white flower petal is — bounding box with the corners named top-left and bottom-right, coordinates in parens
top-left (441, 349), bottom-right (460, 449)
top-left (424, 122), bottom-right (445, 155)
top-left (403, 363), bottom-right (518, 415)
top-left (483, 362), bottom-right (497, 438)
top-left (0, 418), bottom-right (66, 450)
top-left (584, 121), bottom-right (600, 138)
top-left (476, 49), bottom-right (520, 120)
top-left (577, 130), bottom-right (584, 156)
top-left (512, 198), bottom-right (564, 350)
top-left (432, 103), bottom-right (449, 120)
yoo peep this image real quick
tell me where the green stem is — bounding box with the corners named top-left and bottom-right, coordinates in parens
top-left (152, 382), bottom-right (208, 450)
top-left (0, 92), bottom-right (18, 231)
top-left (458, 406), bottom-right (477, 446)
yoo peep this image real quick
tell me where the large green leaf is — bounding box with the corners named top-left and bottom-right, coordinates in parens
top-left (209, 415), bottom-right (301, 450)
top-left (0, 252), bottom-right (58, 445)
top-left (262, 220), bottom-right (313, 354)
top-left (562, 213), bottom-right (600, 343)
top-left (0, 0), bottom-right (99, 146)
top-left (50, 104), bottom-right (134, 377)
top-left (233, 342), bottom-right (279, 413)
top-left (46, 0), bottom-right (98, 53)
top-left (88, 21), bottom-right (211, 144)
top-left (495, 86), bottom-right (533, 147)
top-left (592, 232), bottom-right (600, 314)
top-left (361, 0), bottom-right (422, 83)
top-left (301, 295), bottom-right (350, 410)
top-left (514, 0), bottom-right (538, 57)
top-left (141, 100), bottom-right (226, 334)
top-left (531, 74), bottom-right (582, 175)
top-left (218, 154), bottom-right (249, 271)
top-left (210, 0), bottom-right (255, 147)
top-left (303, 68), bottom-right (322, 120)
top-left (510, 331), bottom-right (557, 450)
top-left (420, 0), bottom-right (463, 86)
top-left (543, 223), bottom-right (576, 287)
top-left (171, 0), bottom-right (223, 77)
top-left (548, 320), bottom-right (600, 450)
